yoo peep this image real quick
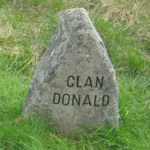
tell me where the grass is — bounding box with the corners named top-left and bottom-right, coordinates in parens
top-left (0, 0), bottom-right (150, 149)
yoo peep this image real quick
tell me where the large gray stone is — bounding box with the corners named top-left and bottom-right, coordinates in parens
top-left (23, 8), bottom-right (119, 134)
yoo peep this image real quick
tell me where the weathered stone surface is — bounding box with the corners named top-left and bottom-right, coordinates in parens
top-left (23, 8), bottom-right (119, 133)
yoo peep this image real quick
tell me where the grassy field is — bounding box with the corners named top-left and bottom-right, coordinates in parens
top-left (0, 0), bottom-right (150, 149)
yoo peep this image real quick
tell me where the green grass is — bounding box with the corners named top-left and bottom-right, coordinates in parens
top-left (0, 0), bottom-right (150, 149)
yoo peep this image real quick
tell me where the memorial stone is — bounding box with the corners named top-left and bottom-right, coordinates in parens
top-left (23, 8), bottom-right (119, 133)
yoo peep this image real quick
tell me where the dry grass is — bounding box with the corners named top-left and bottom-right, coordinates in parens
top-left (66, 0), bottom-right (150, 46)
